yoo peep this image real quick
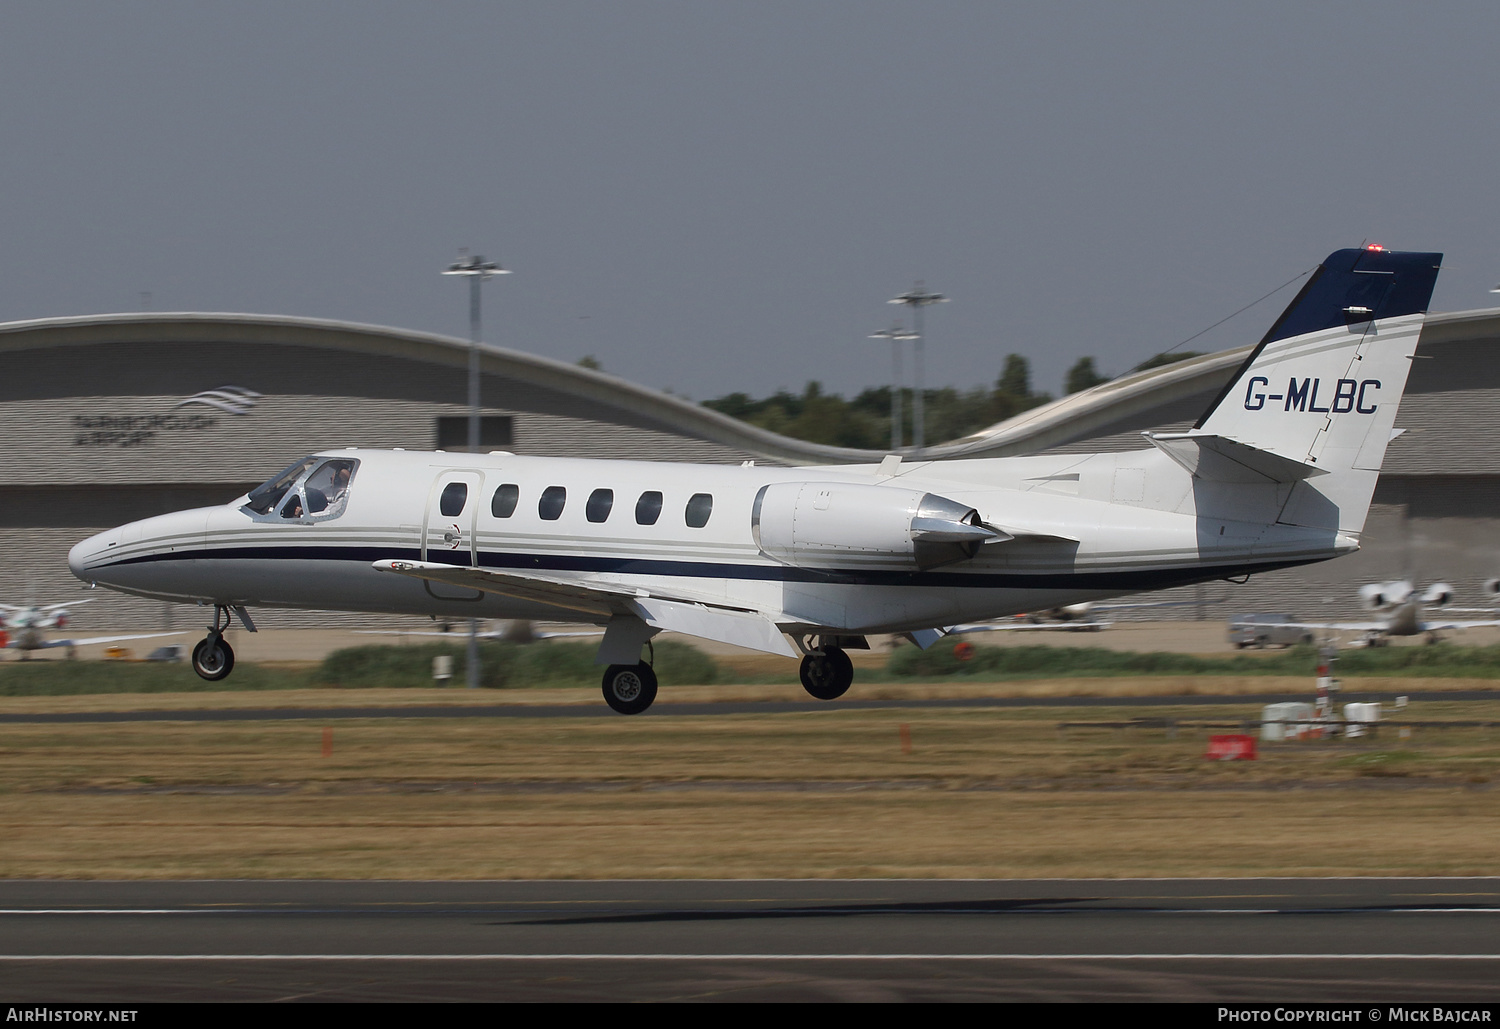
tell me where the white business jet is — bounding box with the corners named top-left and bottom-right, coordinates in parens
top-left (69, 246), bottom-right (1442, 714)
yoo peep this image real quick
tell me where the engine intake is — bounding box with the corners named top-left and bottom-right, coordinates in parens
top-left (751, 481), bottom-right (1007, 571)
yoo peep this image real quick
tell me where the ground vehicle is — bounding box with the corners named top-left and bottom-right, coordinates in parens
top-left (1228, 614), bottom-right (1314, 649)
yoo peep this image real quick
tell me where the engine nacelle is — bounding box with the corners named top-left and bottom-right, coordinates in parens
top-left (1420, 582), bottom-right (1453, 607)
top-left (1484, 578), bottom-right (1500, 598)
top-left (1360, 580), bottom-right (1413, 610)
top-left (752, 481), bottom-right (1003, 571)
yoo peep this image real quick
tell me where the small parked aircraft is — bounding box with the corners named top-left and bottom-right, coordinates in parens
top-left (1246, 580), bottom-right (1500, 646)
top-left (69, 245), bottom-right (1443, 713)
top-left (0, 600), bottom-right (184, 658)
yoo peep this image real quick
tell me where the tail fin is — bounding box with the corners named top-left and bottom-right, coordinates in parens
top-left (1194, 246), bottom-right (1441, 533)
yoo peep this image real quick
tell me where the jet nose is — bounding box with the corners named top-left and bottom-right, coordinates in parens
top-left (68, 528), bottom-right (119, 583)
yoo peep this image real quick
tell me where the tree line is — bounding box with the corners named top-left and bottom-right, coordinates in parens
top-left (697, 352), bottom-right (1199, 449)
top-left (577, 351), bottom-right (1202, 449)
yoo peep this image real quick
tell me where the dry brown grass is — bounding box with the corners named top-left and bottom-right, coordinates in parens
top-left (4, 790), bottom-right (1496, 880)
top-left (0, 673), bottom-right (1481, 716)
top-left (1, 694), bottom-right (1497, 879)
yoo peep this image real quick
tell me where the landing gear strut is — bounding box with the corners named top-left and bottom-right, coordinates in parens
top-left (191, 606), bottom-right (236, 682)
top-left (601, 662), bottom-right (658, 715)
top-left (800, 646), bottom-right (853, 701)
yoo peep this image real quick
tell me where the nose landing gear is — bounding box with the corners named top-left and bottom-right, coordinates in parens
top-left (191, 606), bottom-right (236, 682)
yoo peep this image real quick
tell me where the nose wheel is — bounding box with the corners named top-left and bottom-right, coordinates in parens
top-left (800, 646), bottom-right (853, 700)
top-left (601, 662), bottom-right (658, 715)
top-left (192, 606), bottom-right (237, 682)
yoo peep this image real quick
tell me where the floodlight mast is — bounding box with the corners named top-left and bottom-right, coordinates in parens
top-left (887, 282), bottom-right (949, 455)
top-left (442, 254), bottom-right (512, 452)
top-left (869, 324), bottom-right (918, 452)
top-left (442, 253), bottom-right (511, 690)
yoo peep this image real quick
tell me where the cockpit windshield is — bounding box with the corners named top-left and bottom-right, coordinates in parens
top-left (244, 457), bottom-right (359, 520)
top-left (244, 458), bottom-right (318, 515)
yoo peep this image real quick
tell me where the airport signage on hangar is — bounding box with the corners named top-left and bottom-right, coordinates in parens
top-left (70, 386), bottom-right (261, 448)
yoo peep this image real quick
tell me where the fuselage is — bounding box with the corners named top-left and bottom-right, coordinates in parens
top-left (69, 446), bottom-right (1352, 636)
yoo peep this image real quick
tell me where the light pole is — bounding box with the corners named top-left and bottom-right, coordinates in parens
top-left (442, 254), bottom-right (511, 452)
top-left (869, 324), bottom-right (918, 452)
top-left (887, 282), bottom-right (949, 456)
top-left (442, 252), bottom-right (511, 689)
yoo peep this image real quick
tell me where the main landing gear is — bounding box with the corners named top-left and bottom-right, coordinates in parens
top-left (799, 645), bottom-right (854, 701)
top-left (601, 661), bottom-right (658, 715)
top-left (191, 606), bottom-right (236, 682)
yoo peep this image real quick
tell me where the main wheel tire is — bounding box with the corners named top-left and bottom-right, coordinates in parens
top-left (601, 662), bottom-right (658, 715)
top-left (191, 636), bottom-right (235, 681)
top-left (799, 647), bottom-right (853, 700)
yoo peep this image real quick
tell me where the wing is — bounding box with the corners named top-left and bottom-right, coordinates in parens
top-left (372, 560), bottom-right (797, 658)
top-left (23, 631), bottom-right (189, 650)
top-left (1422, 619), bottom-right (1500, 631)
top-left (1095, 597), bottom-right (1220, 611)
top-left (949, 620), bottom-right (1113, 633)
top-left (1237, 620), bottom-right (1382, 632)
top-left (353, 627), bottom-right (605, 640)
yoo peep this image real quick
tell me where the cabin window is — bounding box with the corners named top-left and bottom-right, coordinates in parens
top-left (635, 490), bottom-right (663, 525)
top-left (491, 483), bottom-right (520, 518)
top-left (685, 493), bottom-right (713, 528)
top-left (439, 482), bottom-right (469, 517)
top-left (586, 488), bottom-right (614, 523)
top-left (539, 485), bottom-right (567, 520)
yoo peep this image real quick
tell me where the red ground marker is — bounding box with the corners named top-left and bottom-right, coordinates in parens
top-left (322, 727), bottom-right (333, 758)
top-left (1205, 734), bottom-right (1256, 761)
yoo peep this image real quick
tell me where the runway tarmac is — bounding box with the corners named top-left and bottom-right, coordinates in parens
top-left (1, 878), bottom-right (1498, 1001)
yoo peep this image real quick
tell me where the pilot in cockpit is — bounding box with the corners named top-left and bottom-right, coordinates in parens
top-left (252, 457), bottom-right (357, 521)
top-left (330, 464), bottom-right (352, 500)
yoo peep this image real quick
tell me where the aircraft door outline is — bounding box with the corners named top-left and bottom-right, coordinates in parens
top-left (420, 469), bottom-right (485, 601)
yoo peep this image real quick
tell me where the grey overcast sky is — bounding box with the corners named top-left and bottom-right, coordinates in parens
top-left (3, 1), bottom-right (1498, 401)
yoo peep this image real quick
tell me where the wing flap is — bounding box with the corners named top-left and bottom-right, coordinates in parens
top-left (373, 559), bottom-right (624, 616)
top-left (631, 596), bottom-right (797, 658)
top-left (372, 560), bottom-right (797, 658)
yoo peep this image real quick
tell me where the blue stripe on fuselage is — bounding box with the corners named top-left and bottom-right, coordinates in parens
top-left (92, 543), bottom-right (1324, 592)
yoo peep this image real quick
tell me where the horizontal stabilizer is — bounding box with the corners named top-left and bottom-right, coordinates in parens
top-left (1144, 431), bottom-right (1327, 483)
